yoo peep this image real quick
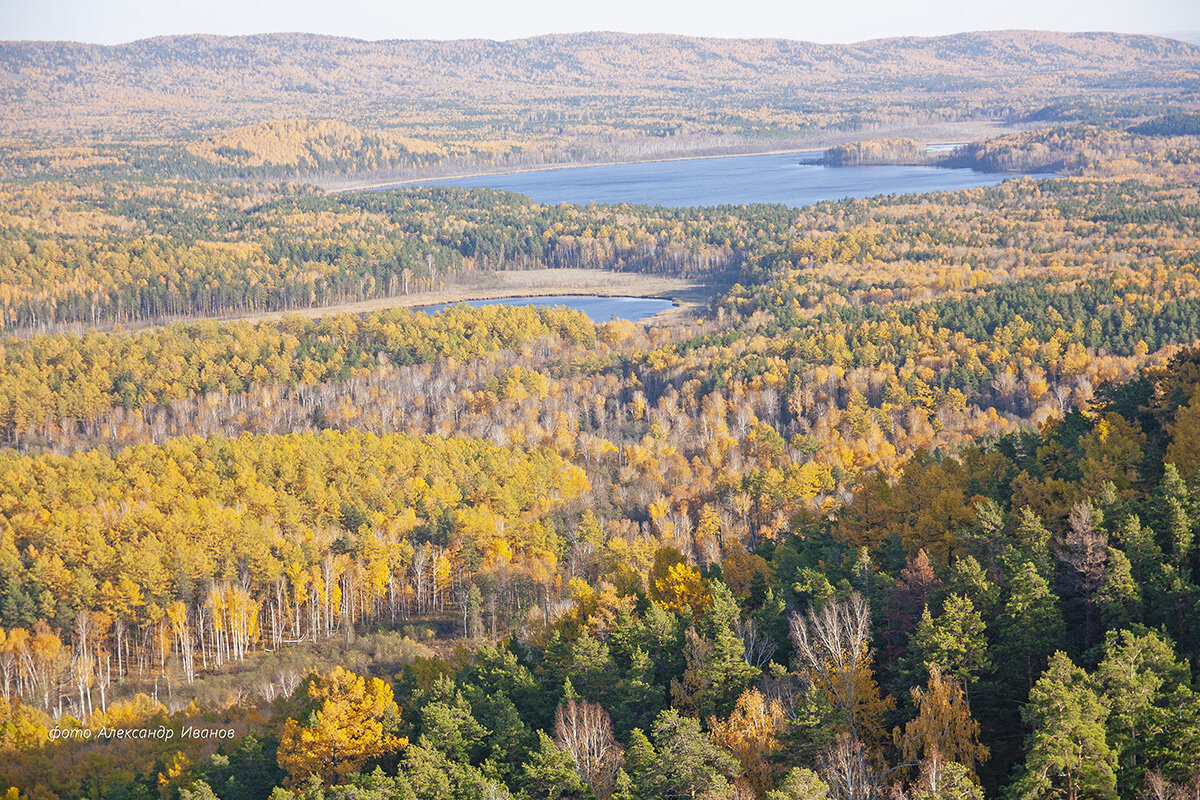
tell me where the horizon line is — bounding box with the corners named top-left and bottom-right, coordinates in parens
top-left (5, 27), bottom-right (1199, 49)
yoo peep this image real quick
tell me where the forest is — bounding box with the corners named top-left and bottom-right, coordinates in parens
top-left (0, 32), bottom-right (1199, 799)
top-left (2, 347), bottom-right (1199, 800)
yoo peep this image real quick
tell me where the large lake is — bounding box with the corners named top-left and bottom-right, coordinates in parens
top-left (420, 295), bottom-right (673, 322)
top-left (410, 151), bottom-right (1053, 207)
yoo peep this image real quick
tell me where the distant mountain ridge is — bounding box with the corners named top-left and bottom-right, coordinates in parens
top-left (1, 30), bottom-right (1197, 142)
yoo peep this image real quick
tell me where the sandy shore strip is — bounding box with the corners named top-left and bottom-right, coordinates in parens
top-left (222, 269), bottom-right (714, 326)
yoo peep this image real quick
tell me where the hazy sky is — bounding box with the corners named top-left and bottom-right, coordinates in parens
top-left (3, 0), bottom-right (1198, 45)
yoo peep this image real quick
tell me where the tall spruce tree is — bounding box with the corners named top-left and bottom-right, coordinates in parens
top-left (997, 562), bottom-right (1067, 695)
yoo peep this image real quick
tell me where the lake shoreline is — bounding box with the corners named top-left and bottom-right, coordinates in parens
top-left (188, 269), bottom-right (716, 328)
top-left (333, 147), bottom-right (824, 192)
top-left (326, 150), bottom-right (1054, 209)
top-left (310, 119), bottom-right (1031, 192)
top-left (325, 140), bottom-right (999, 194)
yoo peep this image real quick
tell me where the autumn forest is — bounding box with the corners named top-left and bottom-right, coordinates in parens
top-left (1, 27), bottom-right (1200, 800)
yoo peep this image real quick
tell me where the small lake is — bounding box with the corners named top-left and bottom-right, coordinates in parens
top-left (408, 152), bottom-right (1053, 207)
top-left (420, 295), bottom-right (674, 322)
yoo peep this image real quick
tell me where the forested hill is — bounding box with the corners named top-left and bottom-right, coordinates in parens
top-left (2, 31), bottom-right (1197, 140)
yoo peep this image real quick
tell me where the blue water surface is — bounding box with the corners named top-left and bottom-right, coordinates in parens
top-left (419, 294), bottom-right (673, 322)
top-left (408, 152), bottom-right (1052, 207)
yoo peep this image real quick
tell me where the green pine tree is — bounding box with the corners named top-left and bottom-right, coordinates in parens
top-left (519, 731), bottom-right (594, 800)
top-left (996, 562), bottom-right (1066, 694)
top-left (913, 761), bottom-right (982, 800)
top-left (622, 728), bottom-right (660, 800)
top-left (611, 647), bottom-right (665, 737)
top-left (650, 709), bottom-right (738, 800)
top-left (1011, 651), bottom-right (1118, 800)
top-left (1096, 628), bottom-right (1200, 794)
top-left (1007, 508), bottom-right (1053, 579)
top-left (1157, 464), bottom-right (1195, 574)
top-left (696, 582), bottom-right (761, 717)
top-left (766, 768), bottom-right (830, 800)
top-left (609, 768), bottom-right (636, 800)
top-left (908, 593), bottom-right (991, 690)
top-left (1096, 548), bottom-right (1141, 630)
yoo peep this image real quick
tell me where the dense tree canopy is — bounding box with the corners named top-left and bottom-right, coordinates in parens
top-left (1, 122), bottom-right (1199, 800)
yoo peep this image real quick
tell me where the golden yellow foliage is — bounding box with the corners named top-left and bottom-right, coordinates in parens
top-left (709, 689), bottom-right (788, 799)
top-left (894, 664), bottom-right (989, 776)
top-left (652, 561), bottom-right (710, 614)
top-left (277, 666), bottom-right (406, 786)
